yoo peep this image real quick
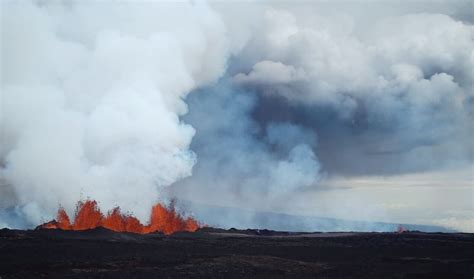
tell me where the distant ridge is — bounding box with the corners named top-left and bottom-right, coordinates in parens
top-left (179, 201), bottom-right (456, 233)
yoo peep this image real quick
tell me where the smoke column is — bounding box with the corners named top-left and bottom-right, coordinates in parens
top-left (0, 1), bottom-right (231, 226)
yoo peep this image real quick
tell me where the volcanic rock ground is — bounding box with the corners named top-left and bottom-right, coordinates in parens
top-left (0, 227), bottom-right (473, 278)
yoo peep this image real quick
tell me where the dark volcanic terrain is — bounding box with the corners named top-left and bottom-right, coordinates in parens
top-left (0, 227), bottom-right (473, 278)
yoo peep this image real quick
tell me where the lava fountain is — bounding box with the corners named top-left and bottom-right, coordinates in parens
top-left (40, 200), bottom-right (200, 235)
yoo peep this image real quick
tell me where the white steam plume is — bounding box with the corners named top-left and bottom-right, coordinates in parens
top-left (0, 1), bottom-right (230, 226)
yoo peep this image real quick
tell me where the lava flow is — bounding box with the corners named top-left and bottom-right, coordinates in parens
top-left (40, 200), bottom-right (200, 235)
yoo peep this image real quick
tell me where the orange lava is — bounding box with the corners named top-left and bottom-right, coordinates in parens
top-left (40, 200), bottom-right (200, 235)
top-left (397, 225), bottom-right (408, 233)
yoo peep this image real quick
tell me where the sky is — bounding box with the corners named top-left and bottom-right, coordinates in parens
top-left (0, 0), bottom-right (473, 232)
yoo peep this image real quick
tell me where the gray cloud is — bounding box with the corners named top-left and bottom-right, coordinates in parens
top-left (171, 83), bottom-right (321, 206)
top-left (231, 8), bottom-right (473, 175)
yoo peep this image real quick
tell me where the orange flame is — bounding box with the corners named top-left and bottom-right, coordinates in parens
top-left (40, 199), bottom-right (200, 235)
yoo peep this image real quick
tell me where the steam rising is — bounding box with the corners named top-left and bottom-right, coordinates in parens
top-left (1, 1), bottom-right (230, 224)
top-left (1, 1), bottom-right (473, 231)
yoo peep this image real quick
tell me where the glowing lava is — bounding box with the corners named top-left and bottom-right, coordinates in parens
top-left (40, 200), bottom-right (200, 234)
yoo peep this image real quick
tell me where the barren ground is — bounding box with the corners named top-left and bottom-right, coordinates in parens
top-left (0, 227), bottom-right (473, 278)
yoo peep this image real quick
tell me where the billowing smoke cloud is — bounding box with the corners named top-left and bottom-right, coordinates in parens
top-left (229, 6), bottom-right (473, 176)
top-left (170, 82), bottom-right (321, 210)
top-left (0, 1), bottom-right (231, 226)
top-left (1, 1), bottom-right (473, 231)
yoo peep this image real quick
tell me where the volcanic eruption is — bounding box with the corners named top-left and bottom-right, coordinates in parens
top-left (40, 200), bottom-right (200, 235)
top-left (1, 0), bottom-right (473, 236)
